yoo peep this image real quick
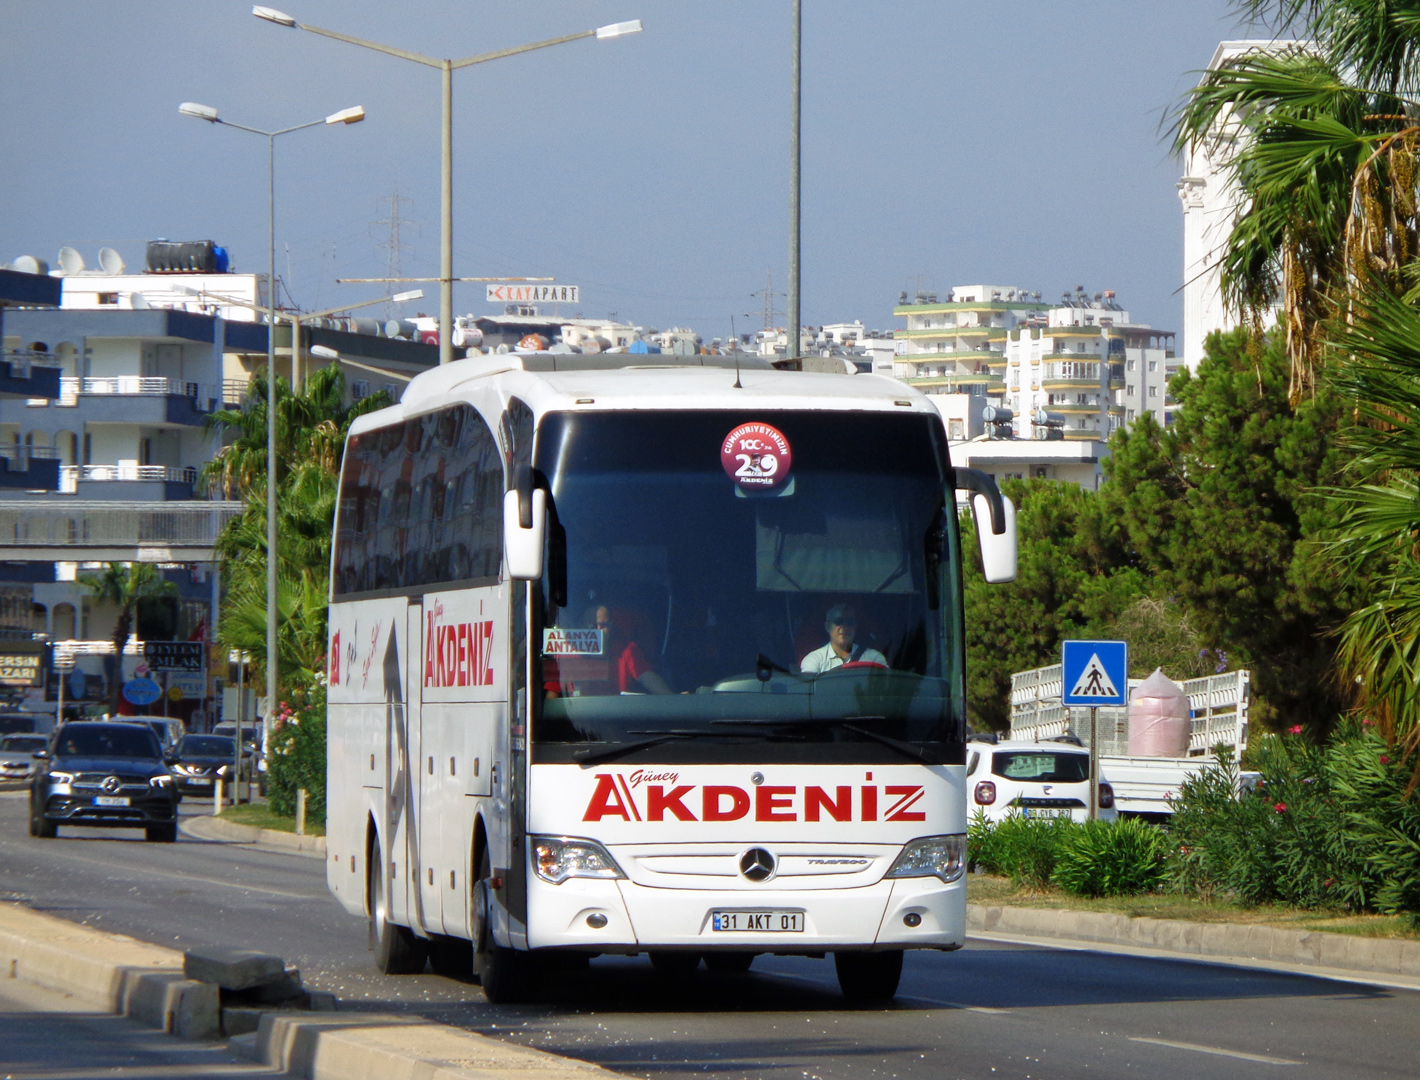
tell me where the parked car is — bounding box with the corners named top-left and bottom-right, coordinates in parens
top-left (0, 734), bottom-right (49, 781)
top-left (29, 722), bottom-right (179, 841)
top-left (968, 739), bottom-right (1116, 823)
top-left (169, 734), bottom-right (248, 795)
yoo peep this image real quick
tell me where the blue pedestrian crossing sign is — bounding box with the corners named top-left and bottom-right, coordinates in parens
top-left (1061, 640), bottom-right (1128, 706)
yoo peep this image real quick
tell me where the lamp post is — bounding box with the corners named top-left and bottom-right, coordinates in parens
top-left (179, 99), bottom-right (364, 752)
top-left (787, 0), bottom-right (802, 362)
top-left (253, 5), bottom-right (643, 366)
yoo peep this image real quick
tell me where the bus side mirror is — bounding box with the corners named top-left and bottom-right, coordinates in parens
top-left (954, 468), bottom-right (1017, 584)
top-left (503, 487), bottom-right (546, 580)
top-left (972, 493), bottom-right (1016, 583)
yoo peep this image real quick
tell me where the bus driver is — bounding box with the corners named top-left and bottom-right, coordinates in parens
top-left (799, 603), bottom-right (888, 673)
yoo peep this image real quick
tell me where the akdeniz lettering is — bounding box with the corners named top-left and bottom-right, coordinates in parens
top-left (581, 772), bottom-right (927, 823)
top-left (425, 602), bottom-right (495, 688)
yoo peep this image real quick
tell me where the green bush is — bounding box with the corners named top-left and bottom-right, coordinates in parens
top-left (265, 690), bottom-right (326, 825)
top-left (969, 809), bottom-right (1072, 889)
top-left (1051, 818), bottom-right (1169, 897)
top-left (1168, 724), bottom-right (1420, 921)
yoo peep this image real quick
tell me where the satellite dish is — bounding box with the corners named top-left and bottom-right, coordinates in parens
top-left (11, 255), bottom-right (49, 276)
top-left (98, 248), bottom-right (125, 275)
top-left (57, 247), bottom-right (85, 275)
top-left (129, 293), bottom-right (149, 310)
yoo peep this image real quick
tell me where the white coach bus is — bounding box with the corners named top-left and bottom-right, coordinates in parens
top-left (324, 353), bottom-right (1016, 1003)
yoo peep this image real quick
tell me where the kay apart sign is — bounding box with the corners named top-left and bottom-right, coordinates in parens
top-left (721, 422), bottom-right (793, 491)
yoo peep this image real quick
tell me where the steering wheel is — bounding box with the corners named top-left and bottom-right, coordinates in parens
top-left (839, 661), bottom-right (888, 670)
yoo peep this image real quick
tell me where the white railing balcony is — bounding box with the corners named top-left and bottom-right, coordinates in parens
top-left (50, 377), bottom-right (241, 409)
top-left (59, 464), bottom-right (199, 491)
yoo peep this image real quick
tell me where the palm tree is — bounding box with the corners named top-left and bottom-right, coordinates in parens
top-left (78, 563), bottom-right (179, 713)
top-left (205, 364), bottom-right (391, 687)
top-left (1170, 5), bottom-right (1420, 398)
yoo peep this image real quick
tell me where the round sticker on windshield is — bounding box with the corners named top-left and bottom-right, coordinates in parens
top-left (721, 422), bottom-right (793, 490)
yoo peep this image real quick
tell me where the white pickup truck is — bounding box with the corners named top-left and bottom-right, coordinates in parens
top-left (1007, 667), bottom-right (1251, 819)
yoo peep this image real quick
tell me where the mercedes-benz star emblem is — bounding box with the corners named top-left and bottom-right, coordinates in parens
top-left (739, 847), bottom-right (776, 882)
top-left (100, 776), bottom-right (122, 794)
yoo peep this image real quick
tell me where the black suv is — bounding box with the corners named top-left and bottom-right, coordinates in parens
top-left (30, 722), bottom-right (180, 842)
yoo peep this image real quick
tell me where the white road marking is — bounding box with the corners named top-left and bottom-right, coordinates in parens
top-left (1128, 1036), bottom-right (1303, 1065)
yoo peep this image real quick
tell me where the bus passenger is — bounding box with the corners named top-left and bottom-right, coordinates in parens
top-left (546, 605), bottom-right (673, 696)
top-left (799, 603), bottom-right (887, 673)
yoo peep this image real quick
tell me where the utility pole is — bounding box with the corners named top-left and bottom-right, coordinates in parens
top-left (787, 0), bottom-right (802, 360)
top-left (373, 187), bottom-right (415, 320)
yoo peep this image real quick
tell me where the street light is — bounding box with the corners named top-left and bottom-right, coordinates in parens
top-left (180, 99), bottom-right (364, 752)
top-left (253, 5), bottom-right (643, 365)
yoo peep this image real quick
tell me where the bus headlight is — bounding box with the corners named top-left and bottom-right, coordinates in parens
top-left (885, 835), bottom-right (966, 884)
top-left (531, 836), bottom-right (626, 884)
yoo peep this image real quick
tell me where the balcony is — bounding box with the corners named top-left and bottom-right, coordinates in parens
top-left (0, 446), bottom-right (60, 491)
top-left (0, 500), bottom-right (241, 561)
top-left (0, 352), bottom-right (61, 401)
top-left (30, 377), bottom-right (244, 426)
top-left (59, 464), bottom-right (200, 500)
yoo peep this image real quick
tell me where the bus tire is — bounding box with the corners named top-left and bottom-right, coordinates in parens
top-left (704, 952), bottom-right (755, 974)
top-left (472, 848), bottom-right (537, 1003)
top-left (649, 952), bottom-right (701, 976)
top-left (369, 837), bottom-right (428, 974)
top-left (834, 951), bottom-right (903, 1003)
top-left (428, 934), bottom-right (473, 979)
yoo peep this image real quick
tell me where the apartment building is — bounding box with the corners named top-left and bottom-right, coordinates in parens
top-left (0, 242), bottom-right (437, 721)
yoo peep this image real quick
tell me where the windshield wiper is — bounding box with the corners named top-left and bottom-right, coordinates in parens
top-left (570, 723), bottom-right (810, 767)
top-left (711, 715), bottom-right (937, 765)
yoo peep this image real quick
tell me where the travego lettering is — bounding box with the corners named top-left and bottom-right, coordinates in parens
top-left (581, 773), bottom-right (927, 823)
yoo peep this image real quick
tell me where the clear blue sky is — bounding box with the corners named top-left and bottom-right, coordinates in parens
top-left (3, 1), bottom-right (1259, 339)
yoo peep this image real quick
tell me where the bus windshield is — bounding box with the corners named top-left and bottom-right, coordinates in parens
top-left (532, 409), bottom-right (965, 765)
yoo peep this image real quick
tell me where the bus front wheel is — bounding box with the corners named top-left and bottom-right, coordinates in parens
top-left (834, 951), bottom-right (903, 1003)
top-left (472, 848), bottom-right (538, 1003)
top-left (369, 837), bottom-right (428, 975)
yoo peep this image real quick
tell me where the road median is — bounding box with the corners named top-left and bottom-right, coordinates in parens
top-left (0, 901), bottom-right (628, 1079)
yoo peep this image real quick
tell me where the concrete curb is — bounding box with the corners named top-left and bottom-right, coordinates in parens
top-left (0, 904), bottom-right (218, 1039)
top-left (967, 903), bottom-right (1420, 981)
top-left (0, 902), bottom-right (628, 1079)
top-left (182, 811), bottom-right (327, 856)
top-left (238, 1012), bottom-right (620, 1080)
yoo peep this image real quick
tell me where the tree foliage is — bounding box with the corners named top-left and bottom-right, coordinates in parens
top-left (204, 365), bottom-right (391, 690)
top-left (1170, 10), bottom-right (1420, 398)
top-left (961, 480), bottom-right (1145, 730)
top-left (78, 563), bottom-right (179, 713)
top-left (1099, 328), bottom-right (1353, 732)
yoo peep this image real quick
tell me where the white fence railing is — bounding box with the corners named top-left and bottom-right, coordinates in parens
top-left (58, 465), bottom-right (198, 492)
top-left (50, 377), bottom-right (243, 409)
top-left (1009, 664), bottom-right (1250, 757)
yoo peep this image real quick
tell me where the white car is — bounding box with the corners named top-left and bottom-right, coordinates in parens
top-left (967, 739), bottom-right (1116, 823)
top-left (0, 734), bottom-right (48, 781)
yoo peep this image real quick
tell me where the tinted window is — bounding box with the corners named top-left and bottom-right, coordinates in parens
top-left (178, 735), bottom-right (235, 757)
top-left (56, 725), bottom-right (162, 759)
top-left (992, 751), bottom-right (1089, 783)
top-left (0, 735), bottom-right (46, 753)
top-left (333, 404), bottom-right (504, 595)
